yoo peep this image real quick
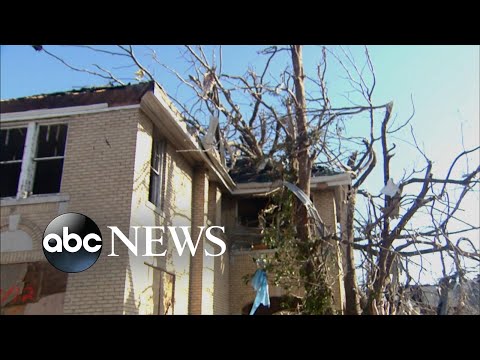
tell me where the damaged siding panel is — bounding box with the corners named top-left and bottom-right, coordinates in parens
top-left (0, 263), bottom-right (28, 306)
top-left (0, 262), bottom-right (68, 314)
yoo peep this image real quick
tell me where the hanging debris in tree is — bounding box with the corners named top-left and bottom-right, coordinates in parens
top-left (380, 178), bottom-right (400, 197)
top-left (202, 71), bottom-right (216, 96)
top-left (202, 70), bottom-right (219, 106)
top-left (380, 178), bottom-right (402, 219)
top-left (283, 181), bottom-right (327, 237)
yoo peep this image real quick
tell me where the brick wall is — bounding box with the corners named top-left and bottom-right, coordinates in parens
top-left (1, 202), bottom-right (59, 265)
top-left (229, 249), bottom-right (286, 315)
top-left (125, 111), bottom-right (194, 314)
top-left (188, 167), bottom-right (208, 314)
top-left (312, 189), bottom-right (345, 314)
top-left (60, 109), bottom-right (139, 314)
top-left (2, 107), bottom-right (230, 315)
top-left (1, 109), bottom-right (139, 314)
top-left (208, 182), bottom-right (230, 315)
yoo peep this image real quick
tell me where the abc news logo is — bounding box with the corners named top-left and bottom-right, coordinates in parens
top-left (42, 213), bottom-right (102, 273)
top-left (42, 213), bottom-right (227, 273)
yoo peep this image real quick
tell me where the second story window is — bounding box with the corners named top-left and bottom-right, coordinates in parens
top-left (148, 129), bottom-right (165, 208)
top-left (0, 123), bottom-right (68, 199)
top-left (0, 128), bottom-right (27, 197)
top-left (33, 125), bottom-right (67, 194)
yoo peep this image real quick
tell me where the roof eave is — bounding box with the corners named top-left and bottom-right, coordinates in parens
top-left (232, 172), bottom-right (352, 196)
top-left (140, 86), bottom-right (236, 193)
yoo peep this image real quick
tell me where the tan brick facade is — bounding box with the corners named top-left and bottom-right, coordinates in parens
top-left (229, 249), bottom-right (286, 315)
top-left (188, 167), bottom-right (208, 314)
top-left (209, 183), bottom-right (230, 315)
top-left (312, 189), bottom-right (346, 313)
top-left (1, 103), bottom-right (234, 315)
top-left (61, 109), bottom-right (138, 314)
top-left (1, 201), bottom-right (57, 265)
top-left (1, 109), bottom-right (139, 314)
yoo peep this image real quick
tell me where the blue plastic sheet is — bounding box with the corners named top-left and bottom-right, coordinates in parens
top-left (249, 269), bottom-right (270, 315)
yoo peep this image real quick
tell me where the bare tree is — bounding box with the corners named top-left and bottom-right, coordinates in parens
top-left (35, 45), bottom-right (479, 314)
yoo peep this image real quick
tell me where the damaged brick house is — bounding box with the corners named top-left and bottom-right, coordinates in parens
top-left (0, 82), bottom-right (351, 314)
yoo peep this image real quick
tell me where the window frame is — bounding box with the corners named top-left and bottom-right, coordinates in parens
top-left (31, 124), bottom-right (68, 195)
top-left (0, 121), bottom-right (68, 199)
top-left (148, 128), bottom-right (166, 210)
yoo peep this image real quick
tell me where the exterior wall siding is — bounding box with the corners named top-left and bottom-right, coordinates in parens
top-left (125, 111), bottom-right (194, 315)
top-left (312, 189), bottom-right (345, 314)
top-left (229, 249), bottom-right (286, 315)
top-left (208, 182), bottom-right (230, 315)
top-left (59, 109), bottom-right (139, 314)
top-left (1, 108), bottom-right (140, 314)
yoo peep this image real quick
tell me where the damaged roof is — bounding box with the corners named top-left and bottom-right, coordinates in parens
top-left (229, 158), bottom-right (281, 183)
top-left (229, 157), bottom-right (342, 183)
top-left (1, 81), bottom-right (155, 113)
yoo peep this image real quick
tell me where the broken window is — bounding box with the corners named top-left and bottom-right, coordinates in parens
top-left (32, 124), bottom-right (67, 194)
top-left (0, 123), bottom-right (68, 198)
top-left (237, 197), bottom-right (269, 227)
top-left (0, 128), bottom-right (27, 197)
top-left (149, 129), bottom-right (165, 208)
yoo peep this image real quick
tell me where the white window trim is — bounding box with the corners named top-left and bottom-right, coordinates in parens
top-left (17, 122), bottom-right (38, 198)
top-left (0, 194), bottom-right (70, 207)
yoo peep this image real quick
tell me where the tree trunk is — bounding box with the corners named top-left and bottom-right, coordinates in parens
top-left (291, 45), bottom-right (319, 310)
top-left (291, 45), bottom-right (311, 243)
top-left (291, 45), bottom-right (335, 314)
top-left (366, 105), bottom-right (393, 314)
top-left (344, 189), bottom-right (362, 315)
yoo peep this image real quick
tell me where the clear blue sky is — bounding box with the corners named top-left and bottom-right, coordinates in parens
top-left (1, 45), bottom-right (479, 283)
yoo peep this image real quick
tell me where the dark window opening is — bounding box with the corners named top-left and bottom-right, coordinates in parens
top-left (149, 131), bottom-right (165, 208)
top-left (32, 159), bottom-right (64, 194)
top-left (238, 197), bottom-right (269, 227)
top-left (0, 128), bottom-right (27, 198)
top-left (36, 124), bottom-right (67, 158)
top-left (32, 124), bottom-right (67, 195)
top-left (0, 163), bottom-right (22, 197)
top-left (0, 128), bottom-right (27, 161)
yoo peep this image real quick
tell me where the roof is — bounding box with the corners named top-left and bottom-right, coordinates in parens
top-left (229, 158), bottom-right (280, 183)
top-left (1, 82), bottom-right (155, 113)
top-left (229, 157), bottom-right (342, 184)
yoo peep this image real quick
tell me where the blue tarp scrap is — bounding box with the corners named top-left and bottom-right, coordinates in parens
top-left (249, 269), bottom-right (270, 315)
